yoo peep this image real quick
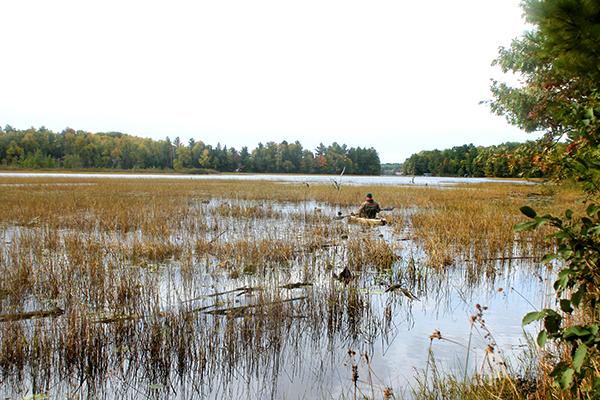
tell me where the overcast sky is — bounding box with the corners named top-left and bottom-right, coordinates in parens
top-left (1, 0), bottom-right (533, 163)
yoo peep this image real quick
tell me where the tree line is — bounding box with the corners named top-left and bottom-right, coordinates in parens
top-left (0, 125), bottom-right (381, 175)
top-left (401, 142), bottom-right (551, 178)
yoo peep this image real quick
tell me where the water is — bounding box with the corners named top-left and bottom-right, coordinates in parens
top-left (0, 171), bottom-right (533, 187)
top-left (0, 174), bottom-right (549, 399)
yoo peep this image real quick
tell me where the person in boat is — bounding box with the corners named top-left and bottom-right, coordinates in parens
top-left (357, 192), bottom-right (381, 219)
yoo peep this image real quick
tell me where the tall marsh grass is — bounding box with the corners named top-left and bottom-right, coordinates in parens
top-left (0, 175), bottom-right (583, 398)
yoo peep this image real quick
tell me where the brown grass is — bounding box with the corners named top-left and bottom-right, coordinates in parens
top-left (0, 175), bottom-right (584, 398)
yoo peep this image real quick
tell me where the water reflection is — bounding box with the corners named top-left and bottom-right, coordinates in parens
top-left (0, 186), bottom-right (548, 400)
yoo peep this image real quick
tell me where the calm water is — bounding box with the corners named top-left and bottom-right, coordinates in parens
top-left (0, 172), bottom-right (533, 187)
top-left (0, 173), bottom-right (547, 399)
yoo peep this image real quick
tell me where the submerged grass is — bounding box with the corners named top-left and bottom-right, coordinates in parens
top-left (0, 175), bottom-right (585, 398)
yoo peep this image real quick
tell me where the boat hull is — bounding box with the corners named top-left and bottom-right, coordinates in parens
top-left (347, 216), bottom-right (387, 226)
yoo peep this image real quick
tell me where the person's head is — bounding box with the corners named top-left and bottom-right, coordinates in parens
top-left (366, 192), bottom-right (372, 200)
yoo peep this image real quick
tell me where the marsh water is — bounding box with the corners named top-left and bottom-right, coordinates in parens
top-left (0, 173), bottom-right (550, 399)
top-left (0, 172), bottom-right (533, 187)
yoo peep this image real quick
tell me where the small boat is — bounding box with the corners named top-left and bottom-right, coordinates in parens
top-left (347, 216), bottom-right (387, 226)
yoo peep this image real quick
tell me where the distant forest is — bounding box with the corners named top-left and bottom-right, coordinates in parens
top-left (381, 163), bottom-right (403, 175)
top-left (401, 142), bottom-right (551, 178)
top-left (0, 125), bottom-right (381, 175)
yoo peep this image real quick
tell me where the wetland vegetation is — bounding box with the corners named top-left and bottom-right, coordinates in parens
top-left (4, 0), bottom-right (600, 398)
top-left (0, 174), bottom-right (581, 399)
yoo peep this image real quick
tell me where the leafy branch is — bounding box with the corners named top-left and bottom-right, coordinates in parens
top-left (516, 202), bottom-right (600, 395)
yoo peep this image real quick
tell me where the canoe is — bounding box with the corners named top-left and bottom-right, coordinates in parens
top-left (347, 216), bottom-right (387, 226)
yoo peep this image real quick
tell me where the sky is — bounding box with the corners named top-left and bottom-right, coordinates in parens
top-left (1, 0), bottom-right (534, 163)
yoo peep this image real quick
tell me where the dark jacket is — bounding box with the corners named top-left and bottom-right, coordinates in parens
top-left (358, 199), bottom-right (380, 218)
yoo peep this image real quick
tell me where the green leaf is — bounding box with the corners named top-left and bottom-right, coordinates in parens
top-left (573, 345), bottom-right (588, 372)
top-left (566, 209), bottom-right (573, 220)
top-left (586, 203), bottom-right (599, 217)
top-left (523, 311), bottom-right (546, 325)
top-left (559, 249), bottom-right (573, 258)
top-left (520, 206), bottom-right (537, 218)
top-left (560, 299), bottom-right (573, 314)
top-left (564, 326), bottom-right (594, 343)
top-left (549, 362), bottom-right (574, 390)
top-left (514, 221), bottom-right (538, 231)
top-left (534, 216), bottom-right (549, 227)
top-left (556, 269), bottom-right (574, 288)
top-left (556, 368), bottom-right (574, 390)
top-left (592, 376), bottom-right (600, 392)
top-left (544, 313), bottom-right (562, 334)
top-left (541, 253), bottom-right (561, 263)
top-left (571, 285), bottom-right (585, 308)
top-left (537, 330), bottom-right (547, 347)
top-left (575, 157), bottom-right (589, 169)
top-left (549, 361), bottom-right (568, 379)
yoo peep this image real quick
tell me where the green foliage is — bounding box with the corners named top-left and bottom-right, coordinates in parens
top-left (402, 144), bottom-right (482, 177)
top-left (401, 143), bottom-right (531, 178)
top-left (485, 0), bottom-right (600, 190)
top-left (0, 127), bottom-right (381, 175)
top-left (488, 0), bottom-right (600, 396)
top-left (516, 203), bottom-right (600, 395)
top-left (381, 163), bottom-right (403, 175)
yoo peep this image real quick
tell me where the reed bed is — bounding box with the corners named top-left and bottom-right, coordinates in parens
top-left (0, 175), bottom-right (582, 399)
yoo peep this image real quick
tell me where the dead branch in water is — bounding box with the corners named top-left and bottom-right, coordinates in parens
top-left (205, 296), bottom-right (308, 316)
top-left (280, 282), bottom-right (312, 289)
top-left (0, 308), bottom-right (64, 323)
top-left (183, 286), bottom-right (264, 304)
